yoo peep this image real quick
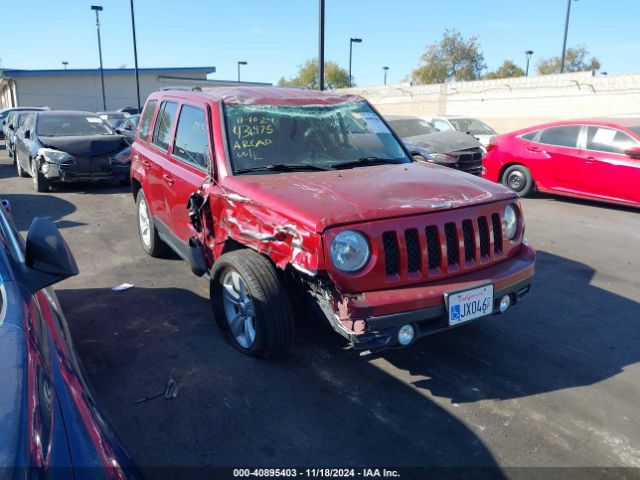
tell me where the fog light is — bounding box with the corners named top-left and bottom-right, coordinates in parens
top-left (397, 324), bottom-right (415, 346)
top-left (499, 295), bottom-right (511, 313)
top-left (41, 163), bottom-right (50, 174)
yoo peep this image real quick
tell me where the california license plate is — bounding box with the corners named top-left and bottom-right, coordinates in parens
top-left (446, 284), bottom-right (494, 326)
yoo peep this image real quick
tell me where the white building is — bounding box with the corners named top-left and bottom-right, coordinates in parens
top-left (0, 66), bottom-right (270, 111)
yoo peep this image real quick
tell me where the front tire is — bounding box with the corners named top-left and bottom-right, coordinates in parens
top-left (502, 164), bottom-right (534, 197)
top-left (210, 250), bottom-right (295, 358)
top-left (31, 158), bottom-right (49, 192)
top-left (16, 150), bottom-right (27, 177)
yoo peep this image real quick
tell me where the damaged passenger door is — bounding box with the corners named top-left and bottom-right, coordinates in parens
top-left (164, 102), bottom-right (212, 249)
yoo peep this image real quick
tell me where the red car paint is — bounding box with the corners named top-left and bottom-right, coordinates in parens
top-left (131, 87), bottom-right (535, 350)
top-left (482, 117), bottom-right (640, 207)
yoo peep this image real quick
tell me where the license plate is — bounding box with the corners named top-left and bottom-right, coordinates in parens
top-left (446, 284), bottom-right (494, 326)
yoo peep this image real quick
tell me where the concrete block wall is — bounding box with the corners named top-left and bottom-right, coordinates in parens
top-left (340, 72), bottom-right (640, 133)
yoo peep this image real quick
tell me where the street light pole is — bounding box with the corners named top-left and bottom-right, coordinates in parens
top-left (237, 61), bottom-right (247, 82)
top-left (525, 50), bottom-right (534, 76)
top-left (383, 66), bottom-right (389, 85)
top-left (62, 61), bottom-right (69, 70)
top-left (129, 0), bottom-right (141, 112)
top-left (318, 0), bottom-right (325, 90)
top-left (560, 0), bottom-right (574, 73)
top-left (91, 5), bottom-right (106, 111)
top-left (348, 37), bottom-right (362, 87)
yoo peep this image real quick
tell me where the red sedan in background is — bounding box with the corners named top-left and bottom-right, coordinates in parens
top-left (482, 117), bottom-right (640, 207)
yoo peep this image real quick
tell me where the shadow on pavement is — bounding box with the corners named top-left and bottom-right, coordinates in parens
top-left (380, 251), bottom-right (640, 403)
top-left (57, 286), bottom-right (503, 473)
top-left (0, 193), bottom-right (83, 231)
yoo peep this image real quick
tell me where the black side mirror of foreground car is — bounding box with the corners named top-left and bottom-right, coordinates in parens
top-left (23, 218), bottom-right (79, 292)
top-left (24, 130), bottom-right (31, 139)
top-left (624, 147), bottom-right (640, 159)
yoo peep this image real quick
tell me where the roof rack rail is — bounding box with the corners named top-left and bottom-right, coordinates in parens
top-left (159, 86), bottom-right (203, 92)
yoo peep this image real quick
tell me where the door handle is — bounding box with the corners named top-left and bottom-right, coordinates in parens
top-left (162, 173), bottom-right (175, 185)
top-left (141, 159), bottom-right (151, 169)
top-left (526, 146), bottom-right (541, 152)
top-left (584, 156), bottom-right (597, 163)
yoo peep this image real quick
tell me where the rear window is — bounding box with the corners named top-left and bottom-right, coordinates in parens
top-left (138, 100), bottom-right (158, 141)
top-left (152, 101), bottom-right (179, 150)
top-left (172, 105), bottom-right (210, 170)
top-left (537, 126), bottom-right (581, 148)
top-left (627, 125), bottom-right (640, 137)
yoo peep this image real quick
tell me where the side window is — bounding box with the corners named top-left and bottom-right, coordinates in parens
top-left (538, 126), bottom-right (581, 148)
top-left (521, 131), bottom-right (539, 141)
top-left (172, 105), bottom-right (210, 170)
top-left (152, 101), bottom-right (179, 150)
top-left (138, 100), bottom-right (157, 141)
top-left (586, 126), bottom-right (638, 154)
top-left (433, 119), bottom-right (452, 131)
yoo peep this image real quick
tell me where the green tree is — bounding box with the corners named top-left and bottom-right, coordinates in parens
top-left (278, 58), bottom-right (350, 89)
top-left (483, 60), bottom-right (525, 80)
top-left (412, 29), bottom-right (486, 84)
top-left (537, 46), bottom-right (601, 75)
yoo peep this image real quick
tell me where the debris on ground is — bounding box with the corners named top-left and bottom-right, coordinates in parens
top-left (112, 283), bottom-right (135, 292)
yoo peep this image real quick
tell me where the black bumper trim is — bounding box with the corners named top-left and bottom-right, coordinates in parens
top-left (352, 275), bottom-right (533, 351)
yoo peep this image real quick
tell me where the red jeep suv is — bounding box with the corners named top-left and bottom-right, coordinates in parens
top-left (130, 86), bottom-right (535, 357)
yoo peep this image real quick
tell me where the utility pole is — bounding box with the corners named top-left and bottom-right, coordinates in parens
top-left (525, 51), bottom-right (534, 76)
top-left (560, 0), bottom-right (573, 73)
top-left (129, 0), bottom-right (141, 111)
top-left (383, 66), bottom-right (389, 85)
top-left (318, 0), bottom-right (325, 90)
top-left (348, 37), bottom-right (362, 87)
top-left (237, 61), bottom-right (247, 82)
top-left (91, 5), bottom-right (106, 110)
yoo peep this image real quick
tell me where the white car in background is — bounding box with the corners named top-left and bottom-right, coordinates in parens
top-left (423, 115), bottom-right (498, 148)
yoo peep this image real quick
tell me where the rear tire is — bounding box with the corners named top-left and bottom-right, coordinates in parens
top-left (502, 164), bottom-right (533, 197)
top-left (136, 190), bottom-right (167, 257)
top-left (210, 250), bottom-right (295, 358)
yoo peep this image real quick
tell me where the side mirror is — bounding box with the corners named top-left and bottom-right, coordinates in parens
top-left (23, 218), bottom-right (79, 292)
top-left (115, 128), bottom-right (123, 134)
top-left (8, 124), bottom-right (14, 131)
top-left (24, 130), bottom-right (31, 139)
top-left (624, 146), bottom-right (640, 159)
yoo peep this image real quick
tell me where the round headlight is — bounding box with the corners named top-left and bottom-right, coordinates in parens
top-left (330, 230), bottom-right (370, 272)
top-left (504, 204), bottom-right (518, 240)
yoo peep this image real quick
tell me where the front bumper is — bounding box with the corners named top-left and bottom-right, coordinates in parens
top-left (42, 161), bottom-right (130, 183)
top-left (325, 243), bottom-right (535, 351)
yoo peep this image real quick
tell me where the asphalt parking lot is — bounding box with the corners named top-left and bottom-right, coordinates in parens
top-left (1, 144), bottom-right (639, 476)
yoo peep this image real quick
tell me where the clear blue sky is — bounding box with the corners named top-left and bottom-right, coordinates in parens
top-left (1, 0), bottom-right (638, 86)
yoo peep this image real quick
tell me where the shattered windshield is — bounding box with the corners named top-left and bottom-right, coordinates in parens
top-left (223, 101), bottom-right (409, 174)
top-left (37, 115), bottom-right (113, 137)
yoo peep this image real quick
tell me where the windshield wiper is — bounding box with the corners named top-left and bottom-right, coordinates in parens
top-left (329, 156), bottom-right (405, 170)
top-left (235, 163), bottom-right (331, 174)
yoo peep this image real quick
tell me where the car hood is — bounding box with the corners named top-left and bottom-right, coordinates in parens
top-left (39, 135), bottom-right (128, 156)
top-left (221, 162), bottom-right (516, 232)
top-left (403, 130), bottom-right (481, 154)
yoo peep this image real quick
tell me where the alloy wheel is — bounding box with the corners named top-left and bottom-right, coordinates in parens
top-left (221, 271), bottom-right (257, 349)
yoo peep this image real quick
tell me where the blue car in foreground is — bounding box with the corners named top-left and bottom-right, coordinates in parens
top-left (0, 200), bottom-right (140, 479)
